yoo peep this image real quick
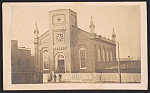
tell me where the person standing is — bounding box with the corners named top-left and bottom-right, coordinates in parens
top-left (54, 74), bottom-right (57, 83)
top-left (58, 74), bottom-right (62, 83)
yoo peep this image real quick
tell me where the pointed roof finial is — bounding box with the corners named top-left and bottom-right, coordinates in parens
top-left (89, 16), bottom-right (95, 29)
top-left (90, 16), bottom-right (94, 27)
top-left (34, 21), bottom-right (39, 33)
top-left (35, 21), bottom-right (38, 30)
top-left (112, 28), bottom-right (116, 38)
top-left (89, 16), bottom-right (95, 33)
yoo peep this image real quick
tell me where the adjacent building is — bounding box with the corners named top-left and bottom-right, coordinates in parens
top-left (11, 40), bottom-right (36, 83)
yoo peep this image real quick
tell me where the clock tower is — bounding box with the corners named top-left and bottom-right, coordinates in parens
top-left (49, 9), bottom-right (77, 73)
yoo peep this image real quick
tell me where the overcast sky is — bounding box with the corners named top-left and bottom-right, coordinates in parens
top-left (10, 3), bottom-right (141, 58)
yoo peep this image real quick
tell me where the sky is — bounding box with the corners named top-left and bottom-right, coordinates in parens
top-left (10, 3), bottom-right (141, 58)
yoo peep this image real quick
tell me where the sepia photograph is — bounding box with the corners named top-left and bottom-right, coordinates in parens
top-left (3, 2), bottom-right (147, 90)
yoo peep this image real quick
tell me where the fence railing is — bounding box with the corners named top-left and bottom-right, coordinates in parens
top-left (55, 73), bottom-right (141, 83)
top-left (12, 72), bottom-right (141, 83)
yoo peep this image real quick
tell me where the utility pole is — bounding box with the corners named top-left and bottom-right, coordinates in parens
top-left (117, 42), bottom-right (121, 83)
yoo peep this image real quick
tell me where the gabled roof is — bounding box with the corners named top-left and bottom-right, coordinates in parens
top-left (72, 26), bottom-right (91, 36)
top-left (38, 30), bottom-right (49, 40)
top-left (72, 26), bottom-right (115, 44)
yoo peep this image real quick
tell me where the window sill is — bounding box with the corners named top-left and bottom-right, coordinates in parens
top-left (43, 69), bottom-right (49, 71)
top-left (80, 67), bottom-right (86, 70)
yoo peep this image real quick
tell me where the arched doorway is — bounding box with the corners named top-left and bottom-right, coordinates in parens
top-left (55, 53), bottom-right (65, 73)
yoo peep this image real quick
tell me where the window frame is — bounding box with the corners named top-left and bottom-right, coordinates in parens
top-left (102, 47), bottom-right (105, 62)
top-left (110, 49), bottom-right (113, 62)
top-left (97, 48), bottom-right (101, 62)
top-left (55, 53), bottom-right (66, 72)
top-left (79, 48), bottom-right (86, 69)
top-left (43, 50), bottom-right (49, 71)
top-left (106, 49), bottom-right (109, 62)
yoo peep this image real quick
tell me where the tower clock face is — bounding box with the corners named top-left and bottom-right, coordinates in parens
top-left (56, 33), bottom-right (64, 42)
top-left (53, 14), bottom-right (65, 25)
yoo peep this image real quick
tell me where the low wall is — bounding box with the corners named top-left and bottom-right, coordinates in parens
top-left (55, 73), bottom-right (141, 83)
top-left (101, 73), bottom-right (119, 82)
top-left (12, 72), bottom-right (141, 83)
top-left (56, 73), bottom-right (101, 83)
top-left (121, 73), bottom-right (141, 83)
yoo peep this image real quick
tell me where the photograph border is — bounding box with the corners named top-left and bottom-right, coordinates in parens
top-left (2, 2), bottom-right (147, 90)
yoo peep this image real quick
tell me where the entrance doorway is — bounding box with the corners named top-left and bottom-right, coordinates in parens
top-left (57, 60), bottom-right (65, 73)
top-left (55, 53), bottom-right (65, 73)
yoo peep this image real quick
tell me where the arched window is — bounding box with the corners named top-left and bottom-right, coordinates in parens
top-left (97, 48), bottom-right (100, 62)
top-left (110, 49), bottom-right (113, 62)
top-left (100, 48), bottom-right (102, 62)
top-left (43, 50), bottom-right (49, 70)
top-left (102, 47), bottom-right (105, 62)
top-left (79, 48), bottom-right (86, 69)
top-left (108, 49), bottom-right (111, 62)
top-left (106, 49), bottom-right (109, 62)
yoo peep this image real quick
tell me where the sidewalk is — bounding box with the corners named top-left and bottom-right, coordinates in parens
top-left (43, 80), bottom-right (119, 83)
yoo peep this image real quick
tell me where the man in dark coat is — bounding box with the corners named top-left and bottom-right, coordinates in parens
top-left (54, 74), bottom-right (57, 83)
top-left (58, 74), bottom-right (62, 82)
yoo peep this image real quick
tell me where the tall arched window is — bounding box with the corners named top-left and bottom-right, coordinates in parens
top-left (110, 49), bottom-right (113, 62)
top-left (97, 48), bottom-right (100, 62)
top-left (79, 48), bottom-right (86, 69)
top-left (99, 48), bottom-right (102, 62)
top-left (108, 49), bottom-right (110, 62)
top-left (106, 49), bottom-right (109, 62)
top-left (43, 50), bottom-right (49, 70)
top-left (102, 47), bottom-right (105, 62)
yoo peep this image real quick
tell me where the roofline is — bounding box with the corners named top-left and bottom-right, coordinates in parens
top-left (72, 26), bottom-right (115, 44)
top-left (38, 30), bottom-right (49, 39)
top-left (48, 9), bottom-right (77, 14)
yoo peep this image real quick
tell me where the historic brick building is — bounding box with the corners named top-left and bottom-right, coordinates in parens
top-left (11, 40), bottom-right (36, 83)
top-left (34, 9), bottom-right (117, 82)
top-left (11, 40), bottom-right (35, 73)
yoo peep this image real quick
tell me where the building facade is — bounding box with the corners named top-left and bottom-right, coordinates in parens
top-left (34, 9), bottom-right (117, 82)
top-left (11, 40), bottom-right (37, 83)
top-left (11, 40), bottom-right (35, 73)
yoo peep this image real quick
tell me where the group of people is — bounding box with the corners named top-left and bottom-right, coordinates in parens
top-left (53, 73), bottom-right (62, 83)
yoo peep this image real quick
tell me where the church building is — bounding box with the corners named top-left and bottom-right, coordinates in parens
top-left (34, 9), bottom-right (116, 81)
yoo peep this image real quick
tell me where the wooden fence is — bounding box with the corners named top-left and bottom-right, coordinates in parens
top-left (12, 72), bottom-right (141, 83)
top-left (55, 73), bottom-right (141, 83)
